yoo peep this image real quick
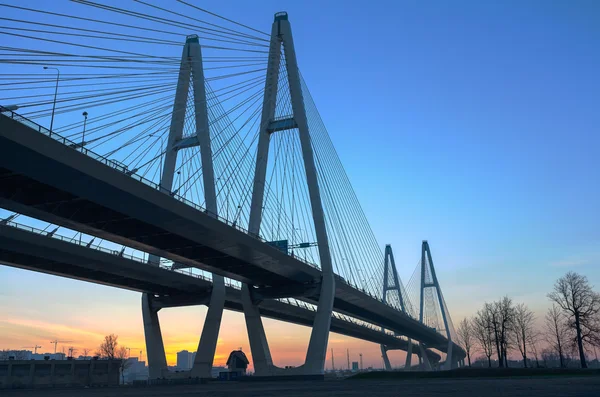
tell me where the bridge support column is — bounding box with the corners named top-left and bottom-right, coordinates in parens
top-left (445, 339), bottom-right (454, 371)
top-left (144, 33), bottom-right (224, 380)
top-left (241, 10), bottom-right (281, 377)
top-left (381, 346), bottom-right (392, 371)
top-left (241, 284), bottom-right (274, 375)
top-left (423, 241), bottom-right (454, 371)
top-left (281, 12), bottom-right (335, 375)
top-left (244, 12), bottom-right (335, 376)
top-left (142, 293), bottom-right (167, 379)
top-left (419, 241), bottom-right (457, 371)
top-left (191, 275), bottom-right (225, 378)
top-left (419, 344), bottom-right (432, 371)
top-left (405, 341), bottom-right (413, 370)
top-left (186, 30), bottom-right (224, 380)
top-left (380, 245), bottom-right (408, 372)
top-left (303, 272), bottom-right (335, 374)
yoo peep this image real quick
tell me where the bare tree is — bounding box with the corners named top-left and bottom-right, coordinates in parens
top-left (115, 345), bottom-right (130, 384)
top-left (541, 348), bottom-right (556, 368)
top-left (67, 346), bottom-right (78, 359)
top-left (487, 297), bottom-right (514, 367)
top-left (81, 348), bottom-right (91, 358)
top-left (456, 317), bottom-right (475, 366)
top-left (98, 334), bottom-right (119, 359)
top-left (473, 308), bottom-right (495, 367)
top-left (512, 303), bottom-right (535, 368)
top-left (548, 272), bottom-right (600, 368)
top-left (544, 304), bottom-right (569, 368)
top-left (528, 336), bottom-right (541, 368)
top-left (484, 303), bottom-right (502, 367)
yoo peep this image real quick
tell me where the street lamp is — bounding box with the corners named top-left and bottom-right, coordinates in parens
top-left (43, 66), bottom-right (60, 133)
top-left (82, 111), bottom-right (88, 148)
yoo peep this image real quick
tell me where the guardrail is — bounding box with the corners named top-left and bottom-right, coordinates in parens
top-left (1, 219), bottom-right (217, 284)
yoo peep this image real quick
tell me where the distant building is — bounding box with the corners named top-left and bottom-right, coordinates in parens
top-left (176, 350), bottom-right (196, 371)
top-left (31, 352), bottom-right (66, 361)
top-left (352, 361), bottom-right (359, 371)
top-left (123, 357), bottom-right (148, 383)
top-left (0, 351), bottom-right (67, 361)
top-left (1, 350), bottom-right (31, 360)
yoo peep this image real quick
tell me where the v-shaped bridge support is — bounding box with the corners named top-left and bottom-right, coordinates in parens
top-left (242, 12), bottom-right (335, 376)
top-left (379, 244), bottom-right (414, 371)
top-left (142, 34), bottom-right (225, 380)
top-left (420, 240), bottom-right (454, 370)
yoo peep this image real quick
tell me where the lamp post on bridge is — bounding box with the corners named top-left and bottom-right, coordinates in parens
top-left (43, 66), bottom-right (60, 134)
top-left (82, 111), bottom-right (88, 148)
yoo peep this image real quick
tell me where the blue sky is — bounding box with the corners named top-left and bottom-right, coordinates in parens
top-left (1, 0), bottom-right (599, 366)
top-left (258, 0), bottom-right (600, 314)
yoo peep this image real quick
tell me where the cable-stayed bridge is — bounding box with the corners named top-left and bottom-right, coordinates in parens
top-left (0, 1), bottom-right (465, 378)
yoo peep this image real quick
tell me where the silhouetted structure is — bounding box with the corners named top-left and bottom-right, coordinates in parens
top-left (0, 359), bottom-right (120, 389)
top-left (226, 350), bottom-right (249, 375)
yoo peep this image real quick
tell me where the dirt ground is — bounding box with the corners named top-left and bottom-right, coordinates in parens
top-left (3, 376), bottom-right (600, 397)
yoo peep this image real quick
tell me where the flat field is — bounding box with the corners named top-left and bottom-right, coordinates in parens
top-left (3, 375), bottom-right (600, 397)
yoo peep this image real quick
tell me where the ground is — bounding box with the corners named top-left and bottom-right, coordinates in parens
top-left (3, 377), bottom-right (600, 397)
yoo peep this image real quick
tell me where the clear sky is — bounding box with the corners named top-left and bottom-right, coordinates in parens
top-left (1, 0), bottom-right (599, 370)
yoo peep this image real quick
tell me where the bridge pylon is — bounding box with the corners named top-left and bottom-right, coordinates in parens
top-left (142, 34), bottom-right (225, 380)
top-left (242, 11), bottom-right (335, 376)
top-left (379, 244), bottom-right (413, 371)
top-left (419, 240), bottom-right (455, 370)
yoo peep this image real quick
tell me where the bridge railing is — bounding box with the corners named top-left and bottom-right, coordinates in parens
top-left (0, 219), bottom-right (216, 284)
top-left (0, 106), bottom-right (419, 321)
top-left (276, 297), bottom-right (405, 340)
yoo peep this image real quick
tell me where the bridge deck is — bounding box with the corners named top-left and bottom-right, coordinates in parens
top-left (0, 221), bottom-right (440, 361)
top-left (0, 110), bottom-right (463, 357)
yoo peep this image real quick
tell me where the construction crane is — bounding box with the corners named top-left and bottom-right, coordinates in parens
top-left (49, 340), bottom-right (72, 354)
top-left (125, 347), bottom-right (141, 360)
top-left (331, 348), bottom-right (335, 371)
top-left (23, 345), bottom-right (42, 354)
top-left (360, 353), bottom-right (363, 371)
top-left (347, 349), bottom-right (350, 371)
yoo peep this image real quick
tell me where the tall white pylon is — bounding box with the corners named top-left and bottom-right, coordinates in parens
top-left (243, 12), bottom-right (335, 376)
top-left (419, 240), bottom-right (453, 370)
top-left (380, 244), bottom-right (414, 370)
top-left (142, 34), bottom-right (225, 380)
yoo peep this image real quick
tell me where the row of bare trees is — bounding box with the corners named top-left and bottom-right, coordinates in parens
top-left (456, 271), bottom-right (600, 369)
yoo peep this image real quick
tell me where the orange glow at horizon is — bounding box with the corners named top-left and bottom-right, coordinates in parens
top-left (1, 304), bottom-right (418, 371)
top-left (1, 269), bottom-right (552, 371)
